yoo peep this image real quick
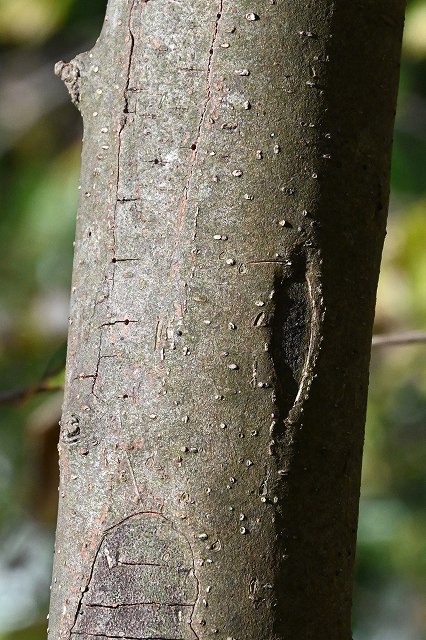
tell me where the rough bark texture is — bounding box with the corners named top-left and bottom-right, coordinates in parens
top-left (49, 1), bottom-right (405, 639)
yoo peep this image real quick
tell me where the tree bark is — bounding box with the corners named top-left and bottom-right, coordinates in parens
top-left (49, 1), bottom-right (405, 639)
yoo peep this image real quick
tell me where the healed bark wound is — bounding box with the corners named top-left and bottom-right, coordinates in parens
top-left (49, 1), bottom-right (405, 639)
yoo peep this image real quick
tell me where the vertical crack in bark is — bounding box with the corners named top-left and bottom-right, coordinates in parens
top-left (190, 206), bottom-right (200, 280)
top-left (171, 523), bottom-right (200, 640)
top-left (92, 329), bottom-right (104, 398)
top-left (191, 0), bottom-right (223, 172)
top-left (91, 281), bottom-right (110, 319)
top-left (92, 2), bottom-right (137, 405)
top-left (112, 0), bottom-right (137, 273)
top-left (171, 0), bottom-right (223, 275)
top-left (89, 331), bottom-right (119, 398)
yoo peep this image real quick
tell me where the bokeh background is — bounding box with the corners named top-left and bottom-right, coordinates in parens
top-left (0, 1), bottom-right (425, 638)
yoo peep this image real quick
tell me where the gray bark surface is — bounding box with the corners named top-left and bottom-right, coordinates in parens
top-left (49, 1), bottom-right (405, 639)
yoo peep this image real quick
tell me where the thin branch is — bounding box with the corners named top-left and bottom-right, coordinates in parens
top-left (372, 331), bottom-right (426, 348)
top-left (0, 382), bottom-right (64, 406)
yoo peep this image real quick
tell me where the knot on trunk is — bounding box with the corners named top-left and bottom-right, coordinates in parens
top-left (55, 58), bottom-right (81, 108)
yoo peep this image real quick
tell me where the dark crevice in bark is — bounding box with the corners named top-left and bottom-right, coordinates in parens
top-left (270, 251), bottom-right (311, 426)
top-left (99, 319), bottom-right (138, 328)
top-left (91, 330), bottom-right (103, 397)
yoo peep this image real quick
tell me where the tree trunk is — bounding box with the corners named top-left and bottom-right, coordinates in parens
top-left (49, 1), bottom-right (405, 639)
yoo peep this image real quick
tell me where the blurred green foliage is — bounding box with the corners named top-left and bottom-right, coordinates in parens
top-left (0, 1), bottom-right (424, 639)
